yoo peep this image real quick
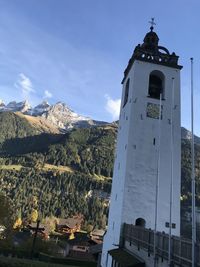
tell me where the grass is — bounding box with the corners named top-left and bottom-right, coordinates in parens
top-left (0, 164), bottom-right (74, 173)
top-left (0, 256), bottom-right (78, 267)
top-left (42, 164), bottom-right (74, 173)
top-left (93, 173), bottom-right (111, 181)
top-left (0, 165), bottom-right (22, 171)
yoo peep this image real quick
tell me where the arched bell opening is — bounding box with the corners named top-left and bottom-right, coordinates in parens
top-left (148, 70), bottom-right (165, 100)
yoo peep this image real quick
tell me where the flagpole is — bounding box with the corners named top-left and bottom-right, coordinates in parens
top-left (190, 57), bottom-right (196, 267)
top-left (168, 77), bottom-right (175, 266)
top-left (154, 93), bottom-right (162, 267)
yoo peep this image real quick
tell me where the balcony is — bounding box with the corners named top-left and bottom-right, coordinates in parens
top-left (122, 223), bottom-right (200, 266)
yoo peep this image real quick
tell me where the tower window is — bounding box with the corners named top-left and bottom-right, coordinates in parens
top-left (123, 78), bottom-right (130, 107)
top-left (148, 71), bottom-right (165, 99)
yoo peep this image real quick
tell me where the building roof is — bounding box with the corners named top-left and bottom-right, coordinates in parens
top-left (67, 232), bottom-right (92, 246)
top-left (27, 222), bottom-right (52, 236)
top-left (57, 216), bottom-right (83, 229)
top-left (28, 222), bottom-right (45, 229)
top-left (90, 229), bottom-right (105, 237)
top-left (108, 248), bottom-right (145, 267)
top-left (14, 230), bottom-right (31, 243)
top-left (122, 26), bottom-right (182, 84)
top-left (89, 243), bottom-right (103, 254)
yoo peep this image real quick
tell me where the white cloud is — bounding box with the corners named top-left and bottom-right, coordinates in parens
top-left (105, 94), bottom-right (121, 121)
top-left (44, 90), bottom-right (52, 98)
top-left (15, 73), bottom-right (35, 97)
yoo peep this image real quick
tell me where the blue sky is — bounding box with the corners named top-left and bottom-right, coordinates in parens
top-left (0, 0), bottom-right (200, 132)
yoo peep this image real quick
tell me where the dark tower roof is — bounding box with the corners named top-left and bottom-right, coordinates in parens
top-left (122, 26), bottom-right (182, 84)
top-left (143, 29), bottom-right (159, 51)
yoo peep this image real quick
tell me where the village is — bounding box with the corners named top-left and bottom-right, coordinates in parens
top-left (0, 214), bottom-right (104, 266)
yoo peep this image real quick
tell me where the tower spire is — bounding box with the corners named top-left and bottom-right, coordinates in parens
top-left (149, 17), bottom-right (156, 31)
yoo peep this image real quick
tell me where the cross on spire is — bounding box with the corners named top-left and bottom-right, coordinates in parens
top-left (149, 18), bottom-right (156, 31)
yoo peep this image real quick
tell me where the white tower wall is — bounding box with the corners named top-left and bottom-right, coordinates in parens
top-left (101, 29), bottom-right (182, 267)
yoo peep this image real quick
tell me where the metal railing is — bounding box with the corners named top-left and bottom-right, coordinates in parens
top-left (122, 223), bottom-right (200, 266)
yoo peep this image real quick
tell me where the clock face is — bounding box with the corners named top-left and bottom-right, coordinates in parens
top-left (146, 102), bottom-right (162, 119)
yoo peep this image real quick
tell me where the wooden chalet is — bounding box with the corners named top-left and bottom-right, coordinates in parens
top-left (27, 222), bottom-right (51, 239)
top-left (66, 232), bottom-right (97, 261)
top-left (90, 229), bottom-right (105, 243)
top-left (56, 216), bottom-right (83, 234)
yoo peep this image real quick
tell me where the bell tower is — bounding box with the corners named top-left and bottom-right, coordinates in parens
top-left (101, 23), bottom-right (182, 267)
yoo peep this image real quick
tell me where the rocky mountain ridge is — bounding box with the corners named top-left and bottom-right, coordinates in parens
top-left (1, 99), bottom-right (199, 142)
top-left (181, 127), bottom-right (200, 144)
top-left (0, 100), bottom-right (31, 113)
top-left (0, 100), bottom-right (108, 132)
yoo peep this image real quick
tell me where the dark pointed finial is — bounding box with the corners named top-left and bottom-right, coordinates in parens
top-left (149, 18), bottom-right (156, 31)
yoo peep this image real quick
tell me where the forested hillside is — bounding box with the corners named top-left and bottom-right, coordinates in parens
top-left (181, 139), bottom-right (200, 207)
top-left (0, 112), bottom-right (39, 144)
top-left (0, 168), bottom-right (110, 229)
top-left (0, 111), bottom-right (199, 230)
top-left (0, 112), bottom-right (116, 228)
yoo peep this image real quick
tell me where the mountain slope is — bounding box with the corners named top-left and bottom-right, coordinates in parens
top-left (0, 123), bottom-right (117, 176)
top-left (0, 100), bottom-right (109, 131)
top-left (0, 124), bottom-right (115, 228)
top-left (0, 112), bottom-right (39, 144)
top-left (16, 112), bottom-right (60, 134)
top-left (181, 127), bottom-right (200, 144)
top-left (0, 109), bottom-right (199, 232)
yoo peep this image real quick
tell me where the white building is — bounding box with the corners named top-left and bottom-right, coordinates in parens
top-left (101, 24), bottom-right (182, 267)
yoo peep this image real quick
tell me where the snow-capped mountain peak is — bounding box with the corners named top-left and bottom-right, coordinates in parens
top-left (0, 99), bottom-right (108, 131)
top-left (39, 101), bottom-right (91, 130)
top-left (32, 101), bottom-right (51, 115)
top-left (3, 100), bottom-right (31, 113)
top-left (0, 100), bottom-right (5, 109)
